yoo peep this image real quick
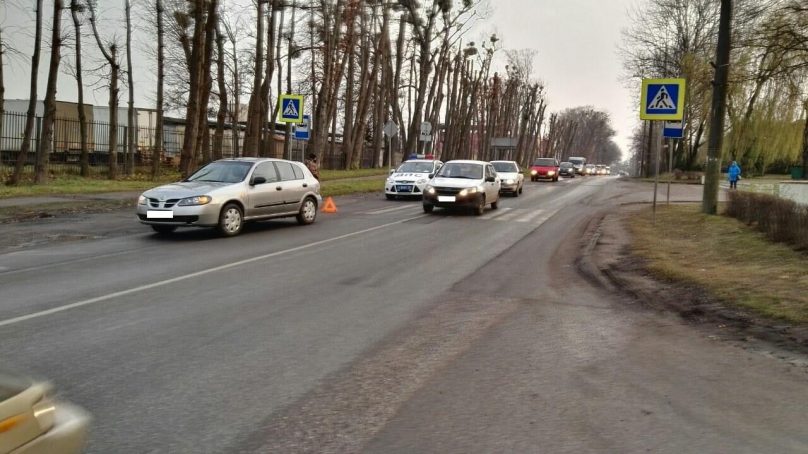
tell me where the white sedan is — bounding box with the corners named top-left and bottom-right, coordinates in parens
top-left (385, 159), bottom-right (443, 199)
top-left (491, 160), bottom-right (524, 197)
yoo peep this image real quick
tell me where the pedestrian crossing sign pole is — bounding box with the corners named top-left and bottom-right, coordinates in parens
top-left (278, 94), bottom-right (304, 123)
top-left (640, 78), bottom-right (686, 121)
top-left (640, 78), bottom-right (686, 225)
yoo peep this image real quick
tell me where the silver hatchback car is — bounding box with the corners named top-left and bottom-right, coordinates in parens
top-left (137, 158), bottom-right (322, 237)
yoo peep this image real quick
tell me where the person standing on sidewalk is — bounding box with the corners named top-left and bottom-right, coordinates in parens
top-left (305, 153), bottom-right (320, 181)
top-left (728, 160), bottom-right (741, 189)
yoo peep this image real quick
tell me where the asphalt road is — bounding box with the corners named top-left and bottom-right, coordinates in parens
top-left (1, 177), bottom-right (806, 453)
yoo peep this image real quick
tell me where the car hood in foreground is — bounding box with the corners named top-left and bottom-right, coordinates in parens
top-left (429, 177), bottom-right (485, 188)
top-left (142, 181), bottom-right (235, 199)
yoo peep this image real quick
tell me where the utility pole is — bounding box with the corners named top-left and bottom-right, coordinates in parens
top-left (702, 0), bottom-right (732, 215)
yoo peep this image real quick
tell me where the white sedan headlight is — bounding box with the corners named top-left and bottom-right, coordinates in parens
top-left (177, 195), bottom-right (212, 206)
top-left (505, 179), bottom-right (514, 185)
top-left (138, 194), bottom-right (147, 205)
top-left (458, 187), bottom-right (479, 197)
top-left (417, 178), bottom-right (428, 185)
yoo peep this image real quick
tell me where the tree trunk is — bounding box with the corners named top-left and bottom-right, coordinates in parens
top-left (10, 0), bottom-right (43, 185)
top-left (243, 0), bottom-right (264, 157)
top-left (261, 1), bottom-right (279, 158)
top-left (702, 0), bottom-right (732, 215)
top-left (213, 21), bottom-right (227, 161)
top-left (36, 0), bottom-right (64, 184)
top-left (125, 0), bottom-right (136, 175)
top-left (179, 0), bottom-right (209, 176)
top-left (152, 0), bottom-right (165, 179)
top-left (802, 100), bottom-right (808, 180)
top-left (69, 0), bottom-right (89, 177)
top-left (109, 56), bottom-right (119, 180)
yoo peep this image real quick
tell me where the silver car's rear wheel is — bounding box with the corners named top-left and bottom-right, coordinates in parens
top-left (218, 203), bottom-right (244, 237)
top-left (297, 197), bottom-right (318, 225)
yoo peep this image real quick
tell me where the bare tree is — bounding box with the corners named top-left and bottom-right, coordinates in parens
top-left (9, 0), bottom-right (44, 185)
top-left (88, 0), bottom-right (122, 179)
top-left (213, 16), bottom-right (227, 161)
top-left (242, 0), bottom-right (265, 157)
top-left (152, 0), bottom-right (165, 179)
top-left (69, 0), bottom-right (90, 176)
top-left (125, 0), bottom-right (135, 175)
top-left (36, 0), bottom-right (65, 184)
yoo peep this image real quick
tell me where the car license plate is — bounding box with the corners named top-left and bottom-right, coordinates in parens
top-left (438, 196), bottom-right (456, 202)
top-left (397, 185), bottom-right (412, 192)
top-left (147, 210), bottom-right (174, 219)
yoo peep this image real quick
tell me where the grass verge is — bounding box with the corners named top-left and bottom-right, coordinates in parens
top-left (0, 199), bottom-right (135, 223)
top-left (0, 168), bottom-right (389, 199)
top-left (0, 172), bottom-right (182, 198)
top-left (321, 177), bottom-right (385, 197)
top-left (627, 204), bottom-right (808, 324)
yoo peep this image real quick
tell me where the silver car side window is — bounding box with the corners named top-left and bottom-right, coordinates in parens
top-left (291, 163), bottom-right (305, 180)
top-left (254, 162), bottom-right (280, 183)
top-left (275, 162), bottom-right (298, 181)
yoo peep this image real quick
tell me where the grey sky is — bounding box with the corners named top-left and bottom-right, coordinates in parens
top-left (481, 0), bottom-right (639, 157)
top-left (2, 0), bottom-right (640, 158)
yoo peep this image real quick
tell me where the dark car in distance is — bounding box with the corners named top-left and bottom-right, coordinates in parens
top-left (558, 162), bottom-right (575, 178)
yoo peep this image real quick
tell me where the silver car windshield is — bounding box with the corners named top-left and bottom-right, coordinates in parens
top-left (186, 162), bottom-right (252, 183)
top-left (436, 163), bottom-right (483, 179)
top-left (397, 161), bottom-right (433, 173)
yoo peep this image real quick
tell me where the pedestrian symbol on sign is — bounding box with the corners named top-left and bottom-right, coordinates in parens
top-left (648, 86), bottom-right (675, 110)
top-left (283, 99), bottom-right (299, 118)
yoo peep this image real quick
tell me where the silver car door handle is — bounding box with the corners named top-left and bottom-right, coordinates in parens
top-left (302, 183), bottom-right (308, 188)
top-left (276, 186), bottom-right (282, 191)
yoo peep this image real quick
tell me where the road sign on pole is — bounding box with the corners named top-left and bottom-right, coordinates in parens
top-left (419, 121), bottom-right (432, 142)
top-left (278, 94), bottom-right (304, 123)
top-left (383, 120), bottom-right (398, 138)
top-left (663, 120), bottom-right (684, 139)
top-left (294, 114), bottom-right (311, 140)
top-left (640, 78), bottom-right (686, 120)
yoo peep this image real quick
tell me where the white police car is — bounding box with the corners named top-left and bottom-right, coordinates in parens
top-left (385, 159), bottom-right (443, 200)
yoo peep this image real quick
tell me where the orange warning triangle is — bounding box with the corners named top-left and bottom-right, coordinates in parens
top-left (322, 196), bottom-right (338, 213)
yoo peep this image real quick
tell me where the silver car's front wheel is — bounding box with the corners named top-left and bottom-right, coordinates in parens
top-left (297, 197), bottom-right (318, 225)
top-left (218, 203), bottom-right (244, 237)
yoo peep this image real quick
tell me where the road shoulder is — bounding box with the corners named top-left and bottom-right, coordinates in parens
top-left (581, 204), bottom-right (808, 358)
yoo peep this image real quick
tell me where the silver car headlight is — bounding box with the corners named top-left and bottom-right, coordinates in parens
top-left (177, 195), bottom-right (212, 206)
top-left (138, 194), bottom-right (147, 205)
top-left (425, 185), bottom-right (436, 195)
top-left (458, 187), bottom-right (478, 197)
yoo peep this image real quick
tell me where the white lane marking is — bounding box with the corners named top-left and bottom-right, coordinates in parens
top-left (480, 207), bottom-right (513, 220)
top-left (519, 208), bottom-right (554, 224)
top-left (496, 208), bottom-right (524, 222)
top-left (362, 204), bottom-right (420, 215)
top-left (0, 214), bottom-right (427, 328)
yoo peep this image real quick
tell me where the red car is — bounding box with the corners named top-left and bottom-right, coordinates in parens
top-left (530, 158), bottom-right (560, 182)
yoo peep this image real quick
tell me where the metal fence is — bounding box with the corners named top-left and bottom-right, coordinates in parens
top-left (0, 110), bottom-right (383, 174)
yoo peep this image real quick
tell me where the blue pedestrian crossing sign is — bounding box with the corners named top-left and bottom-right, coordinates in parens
top-left (278, 94), bottom-right (304, 123)
top-left (640, 78), bottom-right (686, 121)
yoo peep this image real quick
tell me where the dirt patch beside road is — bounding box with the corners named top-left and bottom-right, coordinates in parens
top-left (580, 203), bottom-right (808, 358)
